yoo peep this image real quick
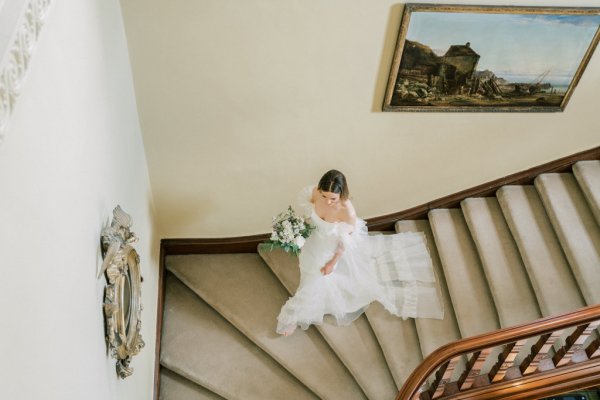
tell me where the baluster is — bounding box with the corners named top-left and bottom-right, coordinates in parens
top-left (504, 333), bottom-right (550, 380)
top-left (525, 329), bottom-right (564, 374)
top-left (431, 355), bottom-right (463, 399)
top-left (494, 338), bottom-right (530, 382)
top-left (554, 321), bottom-right (600, 367)
top-left (472, 342), bottom-right (517, 387)
top-left (585, 329), bottom-right (600, 359)
top-left (461, 347), bottom-right (498, 390)
top-left (415, 385), bottom-right (427, 400)
top-left (419, 360), bottom-right (449, 400)
top-left (536, 325), bottom-right (585, 371)
top-left (452, 350), bottom-right (480, 392)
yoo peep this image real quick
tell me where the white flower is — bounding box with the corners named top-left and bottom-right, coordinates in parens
top-left (268, 205), bottom-right (314, 253)
top-left (293, 236), bottom-right (306, 248)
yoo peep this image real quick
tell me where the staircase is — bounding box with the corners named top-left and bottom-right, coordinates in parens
top-left (156, 158), bottom-right (600, 400)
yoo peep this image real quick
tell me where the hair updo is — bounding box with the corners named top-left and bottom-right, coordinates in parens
top-left (318, 169), bottom-right (349, 200)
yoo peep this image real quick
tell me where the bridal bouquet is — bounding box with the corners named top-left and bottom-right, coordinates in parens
top-left (266, 206), bottom-right (314, 255)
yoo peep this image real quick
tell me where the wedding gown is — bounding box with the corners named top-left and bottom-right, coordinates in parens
top-left (276, 185), bottom-right (444, 334)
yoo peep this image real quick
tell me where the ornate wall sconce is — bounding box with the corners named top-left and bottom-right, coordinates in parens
top-left (100, 206), bottom-right (145, 378)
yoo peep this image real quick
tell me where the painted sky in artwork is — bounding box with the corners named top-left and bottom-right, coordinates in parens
top-left (405, 11), bottom-right (600, 85)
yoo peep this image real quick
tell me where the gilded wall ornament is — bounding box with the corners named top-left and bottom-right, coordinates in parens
top-left (100, 206), bottom-right (145, 378)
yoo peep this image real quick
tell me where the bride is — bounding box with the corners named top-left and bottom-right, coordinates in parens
top-left (276, 169), bottom-right (444, 336)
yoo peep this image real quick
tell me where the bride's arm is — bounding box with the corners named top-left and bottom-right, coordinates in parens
top-left (320, 242), bottom-right (344, 275)
top-left (320, 200), bottom-right (356, 275)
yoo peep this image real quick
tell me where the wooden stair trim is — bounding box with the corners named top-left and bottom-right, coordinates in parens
top-left (163, 234), bottom-right (269, 255)
top-left (162, 146), bottom-right (600, 255)
top-left (396, 304), bottom-right (600, 400)
top-left (369, 145), bottom-right (600, 230)
top-left (154, 244), bottom-right (167, 400)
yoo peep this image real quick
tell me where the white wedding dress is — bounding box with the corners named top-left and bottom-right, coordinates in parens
top-left (276, 185), bottom-right (444, 334)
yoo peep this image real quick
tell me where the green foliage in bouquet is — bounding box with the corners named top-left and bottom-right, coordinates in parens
top-left (266, 206), bottom-right (314, 255)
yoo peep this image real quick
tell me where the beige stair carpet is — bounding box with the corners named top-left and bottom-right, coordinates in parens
top-left (535, 173), bottom-right (600, 305)
top-left (497, 185), bottom-right (585, 316)
top-left (166, 254), bottom-right (366, 400)
top-left (258, 244), bottom-right (398, 400)
top-left (428, 208), bottom-right (500, 338)
top-left (364, 302), bottom-right (423, 388)
top-left (461, 197), bottom-right (542, 327)
top-left (573, 160), bottom-right (600, 226)
top-left (160, 367), bottom-right (226, 400)
top-left (395, 220), bottom-right (461, 357)
top-left (161, 274), bottom-right (318, 400)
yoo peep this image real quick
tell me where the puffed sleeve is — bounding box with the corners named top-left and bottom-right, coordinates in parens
top-left (335, 221), bottom-right (357, 250)
top-left (296, 185), bottom-right (315, 218)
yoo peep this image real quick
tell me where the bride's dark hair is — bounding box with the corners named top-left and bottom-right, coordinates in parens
top-left (318, 169), bottom-right (349, 200)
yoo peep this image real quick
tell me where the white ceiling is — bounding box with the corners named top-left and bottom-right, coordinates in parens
top-left (119, 0), bottom-right (600, 238)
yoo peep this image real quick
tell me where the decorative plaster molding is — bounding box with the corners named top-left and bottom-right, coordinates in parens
top-left (0, 0), bottom-right (52, 143)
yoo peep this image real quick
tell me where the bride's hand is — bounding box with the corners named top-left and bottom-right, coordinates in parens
top-left (321, 242), bottom-right (344, 275)
top-left (320, 262), bottom-right (335, 275)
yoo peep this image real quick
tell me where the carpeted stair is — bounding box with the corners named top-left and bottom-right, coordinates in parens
top-left (159, 161), bottom-right (600, 400)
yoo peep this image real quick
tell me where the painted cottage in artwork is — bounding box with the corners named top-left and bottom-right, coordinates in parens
top-left (442, 42), bottom-right (480, 86)
top-left (396, 40), bottom-right (481, 96)
top-left (398, 40), bottom-right (441, 77)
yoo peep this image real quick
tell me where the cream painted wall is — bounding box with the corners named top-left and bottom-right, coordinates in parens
top-left (121, 0), bottom-right (600, 238)
top-left (0, 1), bottom-right (157, 399)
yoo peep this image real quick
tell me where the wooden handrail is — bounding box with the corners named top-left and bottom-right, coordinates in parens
top-left (397, 303), bottom-right (600, 400)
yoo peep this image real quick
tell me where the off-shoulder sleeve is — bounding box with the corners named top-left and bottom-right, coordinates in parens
top-left (296, 185), bottom-right (315, 218)
top-left (334, 221), bottom-right (357, 249)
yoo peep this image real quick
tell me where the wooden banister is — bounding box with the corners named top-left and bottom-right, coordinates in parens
top-left (397, 304), bottom-right (600, 400)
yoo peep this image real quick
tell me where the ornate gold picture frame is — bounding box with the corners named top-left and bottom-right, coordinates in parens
top-left (382, 4), bottom-right (600, 112)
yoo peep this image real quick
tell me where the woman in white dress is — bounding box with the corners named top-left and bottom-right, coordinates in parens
top-left (277, 170), bottom-right (444, 336)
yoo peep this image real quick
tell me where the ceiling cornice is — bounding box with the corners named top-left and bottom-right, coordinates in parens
top-left (0, 0), bottom-right (52, 143)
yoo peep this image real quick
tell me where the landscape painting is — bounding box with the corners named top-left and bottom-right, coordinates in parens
top-left (382, 5), bottom-right (600, 112)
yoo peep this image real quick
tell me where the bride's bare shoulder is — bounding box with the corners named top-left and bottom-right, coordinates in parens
top-left (340, 200), bottom-right (357, 225)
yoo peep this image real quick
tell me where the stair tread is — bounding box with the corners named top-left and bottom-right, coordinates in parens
top-left (166, 254), bottom-right (366, 400)
top-left (573, 160), bottom-right (600, 226)
top-left (365, 302), bottom-right (422, 388)
top-left (428, 209), bottom-right (500, 338)
top-left (161, 274), bottom-right (319, 400)
top-left (535, 173), bottom-right (600, 305)
top-left (258, 244), bottom-right (399, 400)
top-left (461, 197), bottom-right (542, 327)
top-left (497, 185), bottom-right (585, 316)
top-left (395, 220), bottom-right (461, 356)
top-left (160, 367), bottom-right (226, 400)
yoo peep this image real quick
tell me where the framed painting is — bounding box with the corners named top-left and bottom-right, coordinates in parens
top-left (382, 4), bottom-right (600, 112)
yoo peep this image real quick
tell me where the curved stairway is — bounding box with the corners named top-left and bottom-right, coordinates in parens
top-left (158, 160), bottom-right (600, 400)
